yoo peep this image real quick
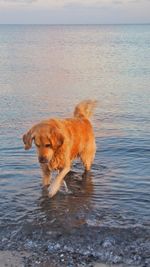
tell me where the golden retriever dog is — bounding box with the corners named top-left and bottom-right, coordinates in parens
top-left (23, 100), bottom-right (96, 198)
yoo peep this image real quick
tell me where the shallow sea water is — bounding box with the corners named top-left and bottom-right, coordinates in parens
top-left (0, 25), bottom-right (150, 266)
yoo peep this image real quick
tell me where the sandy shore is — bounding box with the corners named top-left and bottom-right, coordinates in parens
top-left (0, 251), bottom-right (133, 267)
top-left (0, 251), bottom-right (28, 267)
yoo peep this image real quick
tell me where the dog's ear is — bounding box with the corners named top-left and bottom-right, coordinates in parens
top-left (50, 128), bottom-right (64, 150)
top-left (22, 129), bottom-right (35, 150)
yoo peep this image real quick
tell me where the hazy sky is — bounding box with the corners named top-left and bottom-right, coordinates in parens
top-left (0, 0), bottom-right (149, 24)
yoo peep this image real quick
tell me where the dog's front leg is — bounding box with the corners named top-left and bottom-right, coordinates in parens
top-left (48, 166), bottom-right (70, 198)
top-left (40, 164), bottom-right (51, 187)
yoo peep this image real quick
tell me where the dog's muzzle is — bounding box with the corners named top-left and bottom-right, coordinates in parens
top-left (38, 156), bottom-right (49, 164)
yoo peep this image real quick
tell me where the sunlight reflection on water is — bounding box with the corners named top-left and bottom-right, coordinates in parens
top-left (0, 25), bottom-right (150, 232)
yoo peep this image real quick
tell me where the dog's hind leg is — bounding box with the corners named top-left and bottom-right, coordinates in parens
top-left (80, 142), bottom-right (96, 172)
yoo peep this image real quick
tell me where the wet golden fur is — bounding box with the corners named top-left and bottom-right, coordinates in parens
top-left (23, 100), bottom-right (96, 198)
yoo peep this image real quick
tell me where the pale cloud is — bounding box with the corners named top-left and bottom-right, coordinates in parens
top-left (0, 0), bottom-right (36, 3)
top-left (0, 0), bottom-right (149, 8)
top-left (0, 0), bottom-right (149, 23)
top-left (0, 0), bottom-right (142, 6)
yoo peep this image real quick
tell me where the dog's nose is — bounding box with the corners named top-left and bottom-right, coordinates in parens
top-left (38, 156), bottom-right (49, 164)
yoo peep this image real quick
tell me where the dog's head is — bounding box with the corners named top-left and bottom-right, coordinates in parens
top-left (23, 123), bottom-right (64, 164)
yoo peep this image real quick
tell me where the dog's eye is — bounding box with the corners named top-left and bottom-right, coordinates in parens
top-left (45, 144), bottom-right (51, 148)
top-left (35, 143), bottom-right (40, 148)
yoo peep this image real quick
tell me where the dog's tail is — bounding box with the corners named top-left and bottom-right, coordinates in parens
top-left (74, 99), bottom-right (97, 119)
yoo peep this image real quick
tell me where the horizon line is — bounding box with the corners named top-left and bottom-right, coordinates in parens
top-left (0, 23), bottom-right (150, 26)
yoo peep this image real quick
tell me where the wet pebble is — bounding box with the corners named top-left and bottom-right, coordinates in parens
top-left (48, 242), bottom-right (61, 252)
top-left (145, 258), bottom-right (150, 266)
top-left (63, 245), bottom-right (74, 253)
top-left (25, 240), bottom-right (37, 249)
top-left (2, 237), bottom-right (8, 243)
top-left (60, 253), bottom-right (65, 263)
top-left (133, 254), bottom-right (142, 263)
top-left (112, 255), bottom-right (122, 263)
top-left (102, 237), bottom-right (116, 248)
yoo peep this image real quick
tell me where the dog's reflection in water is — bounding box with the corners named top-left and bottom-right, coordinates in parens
top-left (65, 170), bottom-right (94, 195)
top-left (39, 171), bottom-right (94, 230)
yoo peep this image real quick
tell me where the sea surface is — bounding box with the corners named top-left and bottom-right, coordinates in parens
top-left (0, 25), bottom-right (150, 266)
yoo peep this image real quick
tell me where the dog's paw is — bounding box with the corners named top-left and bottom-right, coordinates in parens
top-left (48, 190), bottom-right (54, 198)
top-left (48, 186), bottom-right (56, 198)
